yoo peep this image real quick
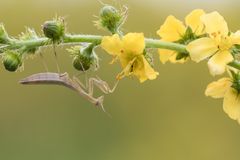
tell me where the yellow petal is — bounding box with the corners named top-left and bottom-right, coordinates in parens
top-left (185, 9), bottom-right (205, 35)
top-left (201, 11), bottom-right (229, 37)
top-left (119, 50), bottom-right (138, 69)
top-left (208, 51), bottom-right (233, 76)
top-left (157, 15), bottom-right (186, 42)
top-left (122, 33), bottom-right (145, 56)
top-left (230, 30), bottom-right (240, 45)
top-left (223, 88), bottom-right (240, 122)
top-left (133, 55), bottom-right (159, 83)
top-left (205, 78), bottom-right (232, 98)
top-left (186, 37), bottom-right (218, 62)
top-left (158, 49), bottom-right (176, 64)
top-left (101, 34), bottom-right (123, 56)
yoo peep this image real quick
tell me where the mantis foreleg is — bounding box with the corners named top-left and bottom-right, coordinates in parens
top-left (88, 77), bottom-right (119, 96)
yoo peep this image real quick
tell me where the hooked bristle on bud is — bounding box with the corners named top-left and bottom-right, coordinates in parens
top-left (68, 44), bottom-right (99, 71)
top-left (43, 17), bottom-right (65, 42)
top-left (0, 23), bottom-right (10, 44)
top-left (2, 50), bottom-right (22, 72)
top-left (20, 28), bottom-right (39, 54)
top-left (98, 5), bottom-right (126, 34)
top-left (20, 28), bottom-right (38, 41)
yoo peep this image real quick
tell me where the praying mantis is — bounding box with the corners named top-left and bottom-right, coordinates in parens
top-left (19, 72), bottom-right (119, 114)
top-left (19, 36), bottom-right (118, 115)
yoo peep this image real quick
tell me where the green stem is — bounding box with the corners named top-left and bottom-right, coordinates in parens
top-left (145, 38), bottom-right (187, 52)
top-left (64, 34), bottom-right (102, 44)
top-left (4, 34), bottom-right (187, 53)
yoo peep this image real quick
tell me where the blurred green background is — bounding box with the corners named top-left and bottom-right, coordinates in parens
top-left (1, 0), bottom-right (240, 160)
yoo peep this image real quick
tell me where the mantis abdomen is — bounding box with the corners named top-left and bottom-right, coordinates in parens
top-left (19, 72), bottom-right (78, 91)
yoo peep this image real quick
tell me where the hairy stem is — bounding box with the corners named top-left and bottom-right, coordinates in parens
top-left (4, 34), bottom-right (187, 53)
top-left (145, 38), bottom-right (187, 52)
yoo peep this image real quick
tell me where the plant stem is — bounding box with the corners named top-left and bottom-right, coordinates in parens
top-left (145, 38), bottom-right (187, 52)
top-left (64, 34), bottom-right (102, 44)
top-left (4, 34), bottom-right (187, 53)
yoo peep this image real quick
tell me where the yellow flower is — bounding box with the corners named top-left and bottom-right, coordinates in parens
top-left (187, 11), bottom-right (240, 76)
top-left (205, 75), bottom-right (240, 124)
top-left (157, 9), bottom-right (205, 64)
top-left (101, 33), bottom-right (159, 83)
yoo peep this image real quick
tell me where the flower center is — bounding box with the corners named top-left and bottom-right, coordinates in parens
top-left (217, 36), bottom-right (232, 51)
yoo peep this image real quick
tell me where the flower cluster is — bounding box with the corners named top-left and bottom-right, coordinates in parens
top-left (187, 12), bottom-right (240, 124)
top-left (98, 8), bottom-right (240, 124)
top-left (157, 10), bottom-right (240, 124)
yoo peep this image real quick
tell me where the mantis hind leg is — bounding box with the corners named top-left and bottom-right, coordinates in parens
top-left (73, 76), bottom-right (87, 90)
top-left (39, 52), bottom-right (49, 72)
top-left (74, 61), bottom-right (89, 89)
top-left (74, 65), bottom-right (89, 90)
top-left (53, 43), bottom-right (60, 73)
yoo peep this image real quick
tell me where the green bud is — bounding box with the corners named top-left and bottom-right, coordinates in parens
top-left (43, 17), bottom-right (65, 42)
top-left (100, 5), bottom-right (119, 19)
top-left (99, 5), bottom-right (124, 34)
top-left (2, 50), bottom-right (22, 72)
top-left (72, 56), bottom-right (91, 71)
top-left (68, 44), bottom-right (99, 71)
top-left (0, 23), bottom-right (10, 44)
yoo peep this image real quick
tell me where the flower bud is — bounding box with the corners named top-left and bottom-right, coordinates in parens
top-left (2, 50), bottom-right (22, 72)
top-left (99, 5), bottom-right (123, 34)
top-left (0, 23), bottom-right (10, 44)
top-left (43, 17), bottom-right (65, 42)
top-left (100, 5), bottom-right (119, 19)
top-left (72, 55), bottom-right (91, 71)
top-left (68, 44), bottom-right (99, 71)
